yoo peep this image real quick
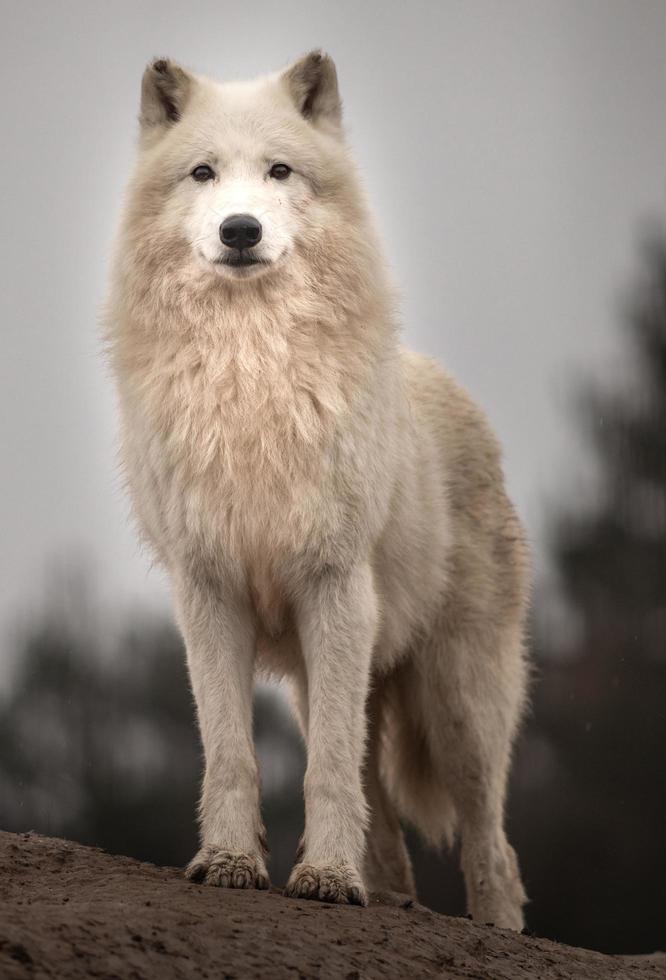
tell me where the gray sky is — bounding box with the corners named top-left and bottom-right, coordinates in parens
top-left (1, 0), bottom-right (665, 662)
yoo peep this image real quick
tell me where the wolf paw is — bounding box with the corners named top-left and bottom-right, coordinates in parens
top-left (284, 862), bottom-right (367, 906)
top-left (185, 847), bottom-right (269, 890)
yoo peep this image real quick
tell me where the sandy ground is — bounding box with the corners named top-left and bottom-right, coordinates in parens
top-left (0, 831), bottom-right (664, 979)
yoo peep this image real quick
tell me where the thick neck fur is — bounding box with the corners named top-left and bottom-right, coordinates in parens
top-left (107, 201), bottom-right (399, 502)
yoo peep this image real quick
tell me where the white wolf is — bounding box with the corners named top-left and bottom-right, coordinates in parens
top-left (105, 50), bottom-right (530, 929)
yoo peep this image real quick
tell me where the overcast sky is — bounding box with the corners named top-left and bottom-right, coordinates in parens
top-left (1, 0), bottom-right (665, 664)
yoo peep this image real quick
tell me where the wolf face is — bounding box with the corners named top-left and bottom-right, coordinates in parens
top-left (131, 52), bottom-right (358, 285)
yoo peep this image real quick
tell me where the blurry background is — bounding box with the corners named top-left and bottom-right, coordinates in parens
top-left (1, 0), bottom-right (664, 956)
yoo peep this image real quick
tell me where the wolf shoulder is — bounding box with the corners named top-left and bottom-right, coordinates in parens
top-left (399, 347), bottom-right (502, 470)
top-left (398, 346), bottom-right (525, 534)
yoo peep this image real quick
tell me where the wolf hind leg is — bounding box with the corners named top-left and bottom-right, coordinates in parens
top-left (362, 680), bottom-right (416, 897)
top-left (385, 629), bottom-right (527, 930)
top-left (422, 625), bottom-right (528, 930)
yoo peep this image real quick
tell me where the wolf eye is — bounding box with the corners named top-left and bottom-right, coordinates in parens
top-left (270, 163), bottom-right (292, 180)
top-left (191, 164), bottom-right (215, 182)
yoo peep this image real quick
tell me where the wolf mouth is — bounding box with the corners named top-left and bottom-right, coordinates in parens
top-left (218, 252), bottom-right (270, 268)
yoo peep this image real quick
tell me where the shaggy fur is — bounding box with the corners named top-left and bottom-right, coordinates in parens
top-left (105, 50), bottom-right (530, 928)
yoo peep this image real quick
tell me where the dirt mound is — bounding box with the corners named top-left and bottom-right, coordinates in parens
top-left (0, 831), bottom-right (663, 979)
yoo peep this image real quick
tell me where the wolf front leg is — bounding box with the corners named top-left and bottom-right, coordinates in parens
top-left (285, 561), bottom-right (377, 906)
top-left (173, 568), bottom-right (269, 890)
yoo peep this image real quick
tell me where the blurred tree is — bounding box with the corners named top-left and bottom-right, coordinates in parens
top-left (510, 231), bottom-right (666, 954)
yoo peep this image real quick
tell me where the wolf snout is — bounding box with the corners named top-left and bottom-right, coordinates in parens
top-left (220, 214), bottom-right (263, 250)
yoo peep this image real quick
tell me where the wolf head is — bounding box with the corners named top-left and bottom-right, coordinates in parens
top-left (125, 51), bottom-right (371, 289)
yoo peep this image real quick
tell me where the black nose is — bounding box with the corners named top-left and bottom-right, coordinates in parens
top-left (219, 214), bottom-right (263, 250)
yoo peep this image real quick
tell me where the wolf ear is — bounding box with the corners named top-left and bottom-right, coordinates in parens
top-left (281, 50), bottom-right (342, 128)
top-left (140, 58), bottom-right (194, 131)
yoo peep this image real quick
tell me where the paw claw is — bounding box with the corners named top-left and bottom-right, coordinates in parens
top-left (185, 848), bottom-right (269, 891)
top-left (348, 885), bottom-right (365, 906)
top-left (184, 860), bottom-right (207, 883)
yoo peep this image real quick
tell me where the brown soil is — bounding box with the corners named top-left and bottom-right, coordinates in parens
top-left (0, 831), bottom-right (663, 979)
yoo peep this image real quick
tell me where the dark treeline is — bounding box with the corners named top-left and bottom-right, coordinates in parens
top-left (512, 232), bottom-right (666, 953)
top-left (1, 233), bottom-right (664, 955)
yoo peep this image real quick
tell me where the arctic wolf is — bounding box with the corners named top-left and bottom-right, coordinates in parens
top-left (106, 50), bottom-right (530, 929)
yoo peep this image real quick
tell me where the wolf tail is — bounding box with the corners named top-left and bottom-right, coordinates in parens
top-left (379, 661), bottom-right (458, 849)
